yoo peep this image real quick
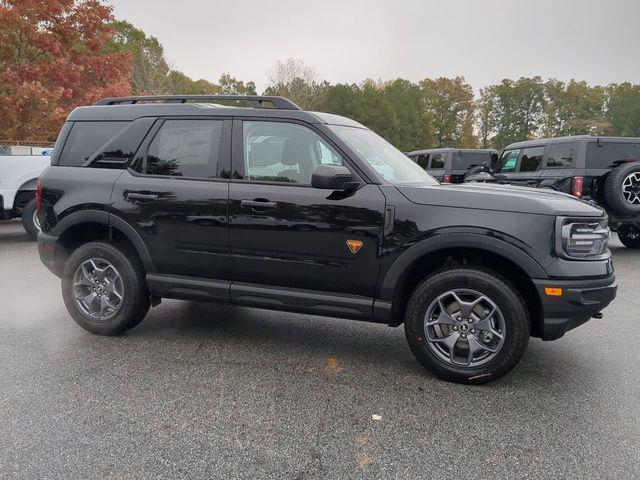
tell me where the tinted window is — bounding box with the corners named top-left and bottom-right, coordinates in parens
top-left (545, 142), bottom-right (575, 168)
top-left (146, 120), bottom-right (223, 178)
top-left (452, 151), bottom-right (492, 170)
top-left (519, 146), bottom-right (545, 172)
top-left (244, 121), bottom-right (342, 184)
top-left (417, 154), bottom-right (429, 169)
top-left (59, 122), bottom-right (128, 166)
top-left (90, 117), bottom-right (156, 169)
top-left (586, 141), bottom-right (640, 168)
top-left (496, 149), bottom-right (520, 173)
top-left (430, 153), bottom-right (445, 169)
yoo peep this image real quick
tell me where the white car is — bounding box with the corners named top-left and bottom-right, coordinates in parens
top-left (0, 146), bottom-right (52, 240)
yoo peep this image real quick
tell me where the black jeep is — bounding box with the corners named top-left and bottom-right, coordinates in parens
top-left (37, 96), bottom-right (617, 384)
top-left (470, 136), bottom-right (640, 249)
top-left (405, 148), bottom-right (499, 183)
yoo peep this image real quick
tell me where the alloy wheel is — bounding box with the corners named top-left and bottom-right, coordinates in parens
top-left (72, 258), bottom-right (124, 320)
top-left (622, 172), bottom-right (640, 205)
top-left (423, 289), bottom-right (506, 367)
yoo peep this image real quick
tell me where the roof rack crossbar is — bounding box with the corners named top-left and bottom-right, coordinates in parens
top-left (94, 95), bottom-right (301, 110)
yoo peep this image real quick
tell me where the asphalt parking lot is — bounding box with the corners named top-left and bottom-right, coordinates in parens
top-left (0, 220), bottom-right (639, 480)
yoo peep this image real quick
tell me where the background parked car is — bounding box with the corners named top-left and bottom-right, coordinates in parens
top-left (465, 136), bottom-right (640, 249)
top-left (0, 144), bottom-right (52, 239)
top-left (406, 148), bottom-right (498, 183)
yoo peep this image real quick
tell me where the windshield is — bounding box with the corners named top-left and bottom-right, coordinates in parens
top-left (329, 125), bottom-right (438, 185)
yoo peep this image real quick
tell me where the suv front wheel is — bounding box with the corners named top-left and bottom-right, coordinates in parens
top-left (618, 225), bottom-right (640, 249)
top-left (62, 242), bottom-right (150, 335)
top-left (404, 267), bottom-right (530, 384)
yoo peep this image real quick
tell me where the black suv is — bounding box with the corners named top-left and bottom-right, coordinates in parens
top-left (476, 136), bottom-right (640, 249)
top-left (405, 148), bottom-right (499, 183)
top-left (37, 96), bottom-right (617, 384)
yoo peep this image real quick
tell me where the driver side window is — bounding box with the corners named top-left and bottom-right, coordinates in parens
top-left (243, 121), bottom-right (343, 184)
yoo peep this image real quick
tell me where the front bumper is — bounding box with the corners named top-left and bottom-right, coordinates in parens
top-left (38, 231), bottom-right (61, 276)
top-left (533, 275), bottom-right (617, 340)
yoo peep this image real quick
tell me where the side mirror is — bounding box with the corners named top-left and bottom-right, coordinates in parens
top-left (311, 164), bottom-right (357, 190)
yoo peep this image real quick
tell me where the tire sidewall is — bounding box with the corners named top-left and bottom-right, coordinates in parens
top-left (21, 198), bottom-right (39, 241)
top-left (405, 269), bottom-right (530, 384)
top-left (62, 242), bottom-right (148, 335)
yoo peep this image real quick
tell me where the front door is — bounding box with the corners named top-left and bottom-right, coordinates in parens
top-left (228, 119), bottom-right (385, 298)
top-left (111, 118), bottom-right (231, 279)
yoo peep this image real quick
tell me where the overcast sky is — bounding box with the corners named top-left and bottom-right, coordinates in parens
top-left (108, 0), bottom-right (640, 93)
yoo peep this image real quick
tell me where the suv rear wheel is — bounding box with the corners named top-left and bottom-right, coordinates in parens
top-left (604, 162), bottom-right (640, 216)
top-left (404, 267), bottom-right (530, 384)
top-left (61, 242), bottom-right (149, 335)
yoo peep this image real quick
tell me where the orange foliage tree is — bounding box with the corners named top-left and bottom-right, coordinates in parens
top-left (0, 0), bottom-right (132, 141)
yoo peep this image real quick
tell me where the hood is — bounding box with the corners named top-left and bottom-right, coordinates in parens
top-left (397, 183), bottom-right (604, 217)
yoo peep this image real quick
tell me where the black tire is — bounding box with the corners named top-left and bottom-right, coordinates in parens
top-left (21, 197), bottom-right (40, 241)
top-left (62, 241), bottom-right (149, 335)
top-left (604, 162), bottom-right (640, 216)
top-left (618, 225), bottom-right (640, 249)
top-left (404, 267), bottom-right (530, 384)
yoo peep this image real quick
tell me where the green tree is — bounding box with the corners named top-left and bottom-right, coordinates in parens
top-left (543, 80), bottom-right (609, 136)
top-left (420, 76), bottom-right (477, 148)
top-left (107, 20), bottom-right (171, 94)
top-left (490, 77), bottom-right (546, 149)
top-left (477, 86), bottom-right (497, 148)
top-left (605, 82), bottom-right (640, 137)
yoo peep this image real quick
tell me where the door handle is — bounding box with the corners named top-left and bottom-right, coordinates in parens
top-left (241, 199), bottom-right (277, 211)
top-left (126, 192), bottom-right (159, 201)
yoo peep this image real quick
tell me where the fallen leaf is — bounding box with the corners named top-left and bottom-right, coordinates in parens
top-left (326, 355), bottom-right (342, 373)
top-left (356, 453), bottom-right (374, 470)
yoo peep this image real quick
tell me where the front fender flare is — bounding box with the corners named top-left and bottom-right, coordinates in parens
top-left (378, 233), bottom-right (548, 301)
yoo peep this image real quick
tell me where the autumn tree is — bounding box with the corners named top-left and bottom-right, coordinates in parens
top-left (0, 0), bottom-right (132, 141)
top-left (605, 82), bottom-right (640, 137)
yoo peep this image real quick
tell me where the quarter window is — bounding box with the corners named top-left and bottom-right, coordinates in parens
top-left (545, 143), bottom-right (575, 168)
top-left (146, 120), bottom-right (223, 178)
top-left (586, 142), bottom-right (640, 168)
top-left (243, 121), bottom-right (343, 184)
top-left (519, 146), bottom-right (545, 172)
top-left (59, 121), bottom-right (128, 167)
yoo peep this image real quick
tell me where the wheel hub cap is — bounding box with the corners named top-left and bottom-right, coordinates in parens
top-left (423, 289), bottom-right (506, 367)
top-left (72, 258), bottom-right (124, 320)
top-left (622, 172), bottom-right (640, 205)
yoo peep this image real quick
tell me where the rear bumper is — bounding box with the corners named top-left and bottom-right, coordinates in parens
top-left (533, 275), bottom-right (617, 340)
top-left (38, 232), bottom-right (61, 276)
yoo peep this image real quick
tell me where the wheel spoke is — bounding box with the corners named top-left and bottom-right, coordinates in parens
top-left (426, 298), bottom-right (457, 327)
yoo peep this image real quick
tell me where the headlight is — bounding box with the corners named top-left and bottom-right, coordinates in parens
top-left (556, 217), bottom-right (610, 259)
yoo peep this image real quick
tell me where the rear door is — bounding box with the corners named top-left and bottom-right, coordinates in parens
top-left (494, 146), bottom-right (545, 187)
top-left (111, 117), bottom-right (231, 280)
top-left (539, 142), bottom-right (578, 193)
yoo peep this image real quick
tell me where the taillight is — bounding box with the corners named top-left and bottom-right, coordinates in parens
top-left (36, 177), bottom-right (42, 214)
top-left (443, 174), bottom-right (452, 183)
top-left (571, 176), bottom-right (584, 198)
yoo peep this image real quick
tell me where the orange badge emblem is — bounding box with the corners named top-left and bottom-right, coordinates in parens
top-left (346, 239), bottom-right (363, 254)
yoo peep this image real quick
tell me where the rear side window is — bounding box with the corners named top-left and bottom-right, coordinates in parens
top-left (452, 152), bottom-right (492, 170)
top-left (496, 149), bottom-right (520, 173)
top-left (430, 153), bottom-right (445, 169)
top-left (146, 120), bottom-right (224, 178)
top-left (519, 146), bottom-right (545, 172)
top-left (586, 142), bottom-right (640, 168)
top-left (59, 122), bottom-right (128, 166)
top-left (545, 142), bottom-right (575, 168)
top-left (416, 154), bottom-right (429, 169)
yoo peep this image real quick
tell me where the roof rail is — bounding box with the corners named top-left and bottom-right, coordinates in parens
top-left (93, 95), bottom-right (302, 110)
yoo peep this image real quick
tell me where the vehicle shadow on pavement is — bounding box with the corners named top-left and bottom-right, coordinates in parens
top-left (0, 221), bottom-right (31, 243)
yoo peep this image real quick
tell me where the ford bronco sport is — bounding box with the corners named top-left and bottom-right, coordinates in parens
top-left (37, 96), bottom-right (617, 384)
